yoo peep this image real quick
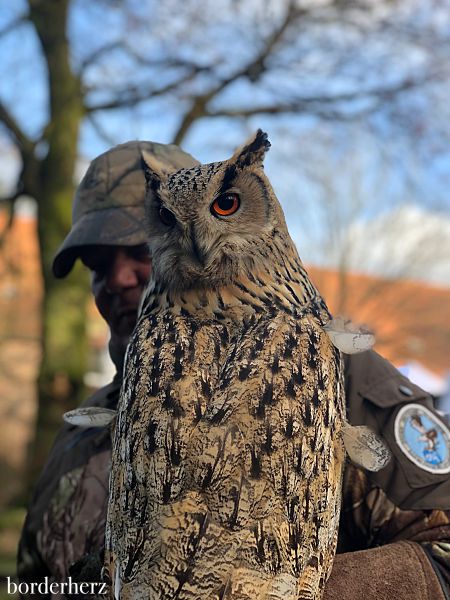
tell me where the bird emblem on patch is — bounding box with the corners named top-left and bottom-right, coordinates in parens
top-left (394, 404), bottom-right (450, 474)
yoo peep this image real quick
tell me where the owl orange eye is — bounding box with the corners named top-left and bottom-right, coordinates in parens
top-left (211, 193), bottom-right (240, 217)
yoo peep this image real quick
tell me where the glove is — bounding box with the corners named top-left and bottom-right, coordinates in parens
top-left (323, 541), bottom-right (447, 600)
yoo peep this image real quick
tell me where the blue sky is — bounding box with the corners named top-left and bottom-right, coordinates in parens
top-left (1, 0), bottom-right (450, 284)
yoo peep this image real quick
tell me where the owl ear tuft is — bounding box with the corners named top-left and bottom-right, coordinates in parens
top-left (141, 150), bottom-right (168, 194)
top-left (231, 129), bottom-right (271, 168)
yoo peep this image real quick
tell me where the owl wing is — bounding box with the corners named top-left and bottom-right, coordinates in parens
top-left (105, 310), bottom-right (344, 600)
top-left (105, 311), bottom-right (231, 599)
top-left (185, 311), bottom-right (345, 600)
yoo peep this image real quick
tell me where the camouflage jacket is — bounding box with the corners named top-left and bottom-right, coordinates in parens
top-left (17, 351), bottom-right (450, 599)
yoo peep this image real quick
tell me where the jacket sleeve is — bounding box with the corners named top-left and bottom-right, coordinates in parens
top-left (324, 350), bottom-right (450, 600)
top-left (17, 438), bottom-right (111, 598)
top-left (17, 380), bottom-right (120, 595)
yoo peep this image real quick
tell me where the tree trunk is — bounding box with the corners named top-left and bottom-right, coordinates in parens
top-left (25, 0), bottom-right (90, 492)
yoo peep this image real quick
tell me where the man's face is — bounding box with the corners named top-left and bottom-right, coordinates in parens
top-left (80, 244), bottom-right (151, 356)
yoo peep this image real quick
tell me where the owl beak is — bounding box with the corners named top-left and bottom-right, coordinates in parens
top-left (191, 234), bottom-right (207, 267)
top-left (190, 224), bottom-right (207, 267)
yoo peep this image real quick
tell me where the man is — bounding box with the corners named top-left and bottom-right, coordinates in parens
top-left (18, 140), bottom-right (450, 599)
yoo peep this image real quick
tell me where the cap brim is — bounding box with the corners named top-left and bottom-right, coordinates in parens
top-left (52, 206), bottom-right (148, 278)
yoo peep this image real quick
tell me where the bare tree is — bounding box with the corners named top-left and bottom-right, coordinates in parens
top-left (1, 0), bottom-right (449, 489)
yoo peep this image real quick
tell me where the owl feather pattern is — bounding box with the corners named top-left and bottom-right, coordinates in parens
top-left (104, 131), bottom-right (346, 600)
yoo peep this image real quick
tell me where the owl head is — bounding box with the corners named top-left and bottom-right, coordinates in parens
top-left (142, 130), bottom-right (293, 292)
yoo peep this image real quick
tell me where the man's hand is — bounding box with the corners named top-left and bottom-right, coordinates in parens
top-left (324, 542), bottom-right (447, 600)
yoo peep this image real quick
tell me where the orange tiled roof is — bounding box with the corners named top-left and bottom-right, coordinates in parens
top-left (0, 211), bottom-right (448, 376)
top-left (0, 210), bottom-right (42, 339)
top-left (308, 265), bottom-right (450, 377)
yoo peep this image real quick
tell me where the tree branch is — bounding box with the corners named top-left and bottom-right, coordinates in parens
top-left (98, 44), bottom-right (210, 72)
top-left (203, 71), bottom-right (443, 120)
top-left (0, 13), bottom-right (28, 39)
top-left (170, 2), bottom-right (328, 143)
top-left (0, 190), bottom-right (22, 206)
top-left (84, 66), bottom-right (207, 112)
top-left (0, 100), bottom-right (34, 153)
top-left (0, 192), bottom-right (20, 249)
top-left (79, 41), bottom-right (124, 72)
top-left (86, 113), bottom-right (118, 147)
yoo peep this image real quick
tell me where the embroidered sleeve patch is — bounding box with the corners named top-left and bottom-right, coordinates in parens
top-left (394, 404), bottom-right (450, 474)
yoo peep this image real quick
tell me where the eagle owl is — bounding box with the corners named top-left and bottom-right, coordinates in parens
top-left (104, 130), bottom-right (346, 600)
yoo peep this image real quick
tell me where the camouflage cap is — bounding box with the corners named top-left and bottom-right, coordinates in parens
top-left (52, 140), bottom-right (199, 278)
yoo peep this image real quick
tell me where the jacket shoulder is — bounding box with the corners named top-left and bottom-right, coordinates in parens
top-left (345, 350), bottom-right (450, 510)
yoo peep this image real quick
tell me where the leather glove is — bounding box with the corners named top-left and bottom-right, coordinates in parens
top-left (323, 541), bottom-right (447, 600)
